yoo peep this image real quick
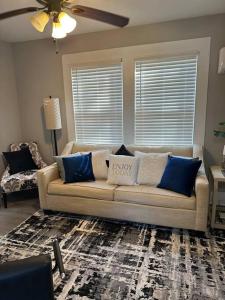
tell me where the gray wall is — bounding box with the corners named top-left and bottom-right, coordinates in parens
top-left (0, 41), bottom-right (21, 175)
top-left (13, 13), bottom-right (225, 166)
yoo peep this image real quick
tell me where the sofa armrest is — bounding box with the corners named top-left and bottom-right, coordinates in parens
top-left (37, 163), bottom-right (59, 209)
top-left (193, 144), bottom-right (205, 174)
top-left (195, 173), bottom-right (209, 231)
top-left (61, 141), bottom-right (74, 156)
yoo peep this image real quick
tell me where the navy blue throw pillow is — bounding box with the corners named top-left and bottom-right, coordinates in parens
top-left (157, 156), bottom-right (202, 197)
top-left (106, 144), bottom-right (134, 168)
top-left (115, 144), bottom-right (134, 156)
top-left (62, 153), bottom-right (95, 184)
top-left (3, 147), bottom-right (38, 175)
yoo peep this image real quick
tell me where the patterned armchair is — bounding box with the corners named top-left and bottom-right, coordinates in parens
top-left (0, 142), bottom-right (47, 208)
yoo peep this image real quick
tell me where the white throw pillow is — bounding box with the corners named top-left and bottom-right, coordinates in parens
top-left (91, 150), bottom-right (111, 179)
top-left (107, 155), bottom-right (139, 185)
top-left (135, 151), bottom-right (171, 186)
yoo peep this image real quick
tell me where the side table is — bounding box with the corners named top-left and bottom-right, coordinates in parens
top-left (210, 165), bottom-right (225, 229)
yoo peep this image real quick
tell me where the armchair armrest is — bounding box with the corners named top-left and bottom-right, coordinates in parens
top-left (195, 173), bottom-right (209, 231)
top-left (37, 163), bottom-right (59, 209)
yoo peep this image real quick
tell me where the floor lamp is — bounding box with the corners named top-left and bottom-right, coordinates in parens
top-left (43, 97), bottom-right (62, 156)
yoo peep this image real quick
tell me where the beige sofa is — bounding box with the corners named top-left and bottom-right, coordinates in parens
top-left (37, 142), bottom-right (209, 231)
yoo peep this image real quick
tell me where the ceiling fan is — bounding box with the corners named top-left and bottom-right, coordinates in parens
top-left (0, 0), bottom-right (129, 39)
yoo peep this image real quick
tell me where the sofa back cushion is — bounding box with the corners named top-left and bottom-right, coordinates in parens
top-left (72, 143), bottom-right (120, 154)
top-left (72, 143), bottom-right (193, 157)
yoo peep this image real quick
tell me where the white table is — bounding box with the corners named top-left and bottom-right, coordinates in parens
top-left (210, 165), bottom-right (225, 229)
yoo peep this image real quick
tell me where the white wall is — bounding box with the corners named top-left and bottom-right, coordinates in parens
top-left (0, 41), bottom-right (21, 175)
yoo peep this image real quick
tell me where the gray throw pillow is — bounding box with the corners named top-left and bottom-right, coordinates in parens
top-left (54, 152), bottom-right (81, 181)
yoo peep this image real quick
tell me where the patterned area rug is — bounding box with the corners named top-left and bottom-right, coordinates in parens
top-left (0, 211), bottom-right (225, 300)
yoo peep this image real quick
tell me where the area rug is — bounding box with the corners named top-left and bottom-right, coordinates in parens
top-left (0, 211), bottom-right (225, 300)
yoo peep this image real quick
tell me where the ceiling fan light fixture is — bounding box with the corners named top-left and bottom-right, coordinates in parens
top-left (0, 2), bottom-right (129, 40)
top-left (31, 11), bottom-right (49, 32)
top-left (58, 12), bottom-right (76, 33)
top-left (52, 22), bottom-right (67, 39)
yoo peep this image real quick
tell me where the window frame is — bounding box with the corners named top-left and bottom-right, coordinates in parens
top-left (62, 37), bottom-right (210, 146)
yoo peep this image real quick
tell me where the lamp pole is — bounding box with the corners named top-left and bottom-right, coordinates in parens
top-left (53, 129), bottom-right (58, 156)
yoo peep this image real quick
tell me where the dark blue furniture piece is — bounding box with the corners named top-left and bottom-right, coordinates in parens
top-left (0, 255), bottom-right (54, 300)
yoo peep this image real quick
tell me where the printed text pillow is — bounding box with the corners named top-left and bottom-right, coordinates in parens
top-left (107, 155), bottom-right (139, 186)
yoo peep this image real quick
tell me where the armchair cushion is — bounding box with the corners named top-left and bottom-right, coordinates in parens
top-left (1, 168), bottom-right (37, 193)
top-left (3, 148), bottom-right (38, 175)
top-left (10, 141), bottom-right (47, 169)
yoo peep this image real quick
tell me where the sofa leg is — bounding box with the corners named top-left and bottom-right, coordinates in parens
top-left (204, 228), bottom-right (210, 239)
top-left (2, 193), bottom-right (7, 208)
top-left (43, 209), bottom-right (52, 215)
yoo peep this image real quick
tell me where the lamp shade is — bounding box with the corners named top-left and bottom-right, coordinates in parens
top-left (52, 22), bottom-right (67, 39)
top-left (31, 12), bottom-right (49, 33)
top-left (43, 97), bottom-right (62, 130)
top-left (58, 12), bottom-right (77, 33)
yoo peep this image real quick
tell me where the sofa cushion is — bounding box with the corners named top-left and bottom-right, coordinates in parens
top-left (1, 168), bottom-right (37, 193)
top-left (72, 143), bottom-right (193, 157)
top-left (48, 179), bottom-right (117, 201)
top-left (114, 185), bottom-right (196, 210)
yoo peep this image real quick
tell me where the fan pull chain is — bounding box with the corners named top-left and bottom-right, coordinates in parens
top-left (53, 38), bottom-right (59, 54)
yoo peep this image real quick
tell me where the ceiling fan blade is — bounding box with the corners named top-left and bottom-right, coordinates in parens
top-left (71, 5), bottom-right (129, 27)
top-left (0, 7), bottom-right (41, 20)
top-left (36, 0), bottom-right (48, 6)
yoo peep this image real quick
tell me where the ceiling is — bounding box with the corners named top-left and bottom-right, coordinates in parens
top-left (0, 0), bottom-right (225, 43)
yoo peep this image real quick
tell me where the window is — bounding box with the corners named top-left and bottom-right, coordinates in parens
top-left (71, 64), bottom-right (123, 144)
top-left (63, 38), bottom-right (210, 146)
top-left (135, 56), bottom-right (198, 146)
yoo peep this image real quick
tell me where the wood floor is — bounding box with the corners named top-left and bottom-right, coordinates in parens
top-left (0, 193), bottom-right (39, 236)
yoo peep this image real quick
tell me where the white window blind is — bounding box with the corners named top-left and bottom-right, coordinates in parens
top-left (71, 64), bottom-right (123, 144)
top-left (135, 56), bottom-right (198, 146)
